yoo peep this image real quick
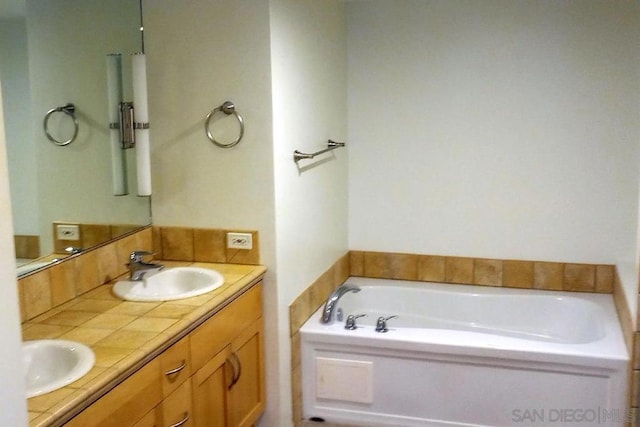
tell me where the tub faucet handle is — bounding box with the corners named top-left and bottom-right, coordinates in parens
top-left (344, 314), bottom-right (366, 330)
top-left (375, 315), bottom-right (398, 333)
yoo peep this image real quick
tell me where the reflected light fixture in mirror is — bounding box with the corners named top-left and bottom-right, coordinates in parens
top-left (105, 0), bottom-right (151, 198)
top-left (106, 53), bottom-right (127, 196)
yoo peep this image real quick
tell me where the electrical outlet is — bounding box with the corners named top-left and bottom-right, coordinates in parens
top-left (56, 224), bottom-right (80, 241)
top-left (227, 232), bottom-right (253, 250)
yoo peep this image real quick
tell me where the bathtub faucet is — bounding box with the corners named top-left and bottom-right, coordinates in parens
top-left (321, 284), bottom-right (361, 324)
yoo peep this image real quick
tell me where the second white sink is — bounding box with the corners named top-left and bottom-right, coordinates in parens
top-left (113, 267), bottom-right (224, 302)
top-left (24, 339), bottom-right (95, 398)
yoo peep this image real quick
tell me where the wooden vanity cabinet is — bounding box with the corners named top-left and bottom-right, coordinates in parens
top-left (190, 284), bottom-right (265, 427)
top-left (63, 282), bottom-right (264, 427)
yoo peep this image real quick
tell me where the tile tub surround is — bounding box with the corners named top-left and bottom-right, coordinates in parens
top-left (349, 251), bottom-right (615, 293)
top-left (289, 250), bottom-right (631, 427)
top-left (24, 262), bottom-right (266, 427)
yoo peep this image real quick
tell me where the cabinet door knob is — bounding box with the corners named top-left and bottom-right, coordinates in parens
top-left (164, 360), bottom-right (187, 377)
top-left (168, 412), bottom-right (190, 427)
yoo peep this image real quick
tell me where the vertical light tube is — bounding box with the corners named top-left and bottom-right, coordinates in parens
top-left (132, 52), bottom-right (151, 196)
top-left (106, 54), bottom-right (128, 195)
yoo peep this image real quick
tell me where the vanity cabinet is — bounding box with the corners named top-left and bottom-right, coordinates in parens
top-left (63, 282), bottom-right (264, 427)
top-left (192, 318), bottom-right (264, 427)
top-left (190, 284), bottom-right (265, 427)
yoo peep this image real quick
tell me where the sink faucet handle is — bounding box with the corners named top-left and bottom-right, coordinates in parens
top-left (344, 314), bottom-right (367, 330)
top-left (130, 251), bottom-right (154, 262)
top-left (375, 315), bottom-right (398, 333)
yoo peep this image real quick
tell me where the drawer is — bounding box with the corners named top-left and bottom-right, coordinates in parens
top-left (65, 358), bottom-right (162, 427)
top-left (160, 335), bottom-right (191, 397)
top-left (190, 283), bottom-right (262, 371)
top-left (159, 378), bottom-right (193, 427)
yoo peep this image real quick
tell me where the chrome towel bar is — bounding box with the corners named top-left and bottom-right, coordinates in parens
top-left (294, 140), bottom-right (345, 163)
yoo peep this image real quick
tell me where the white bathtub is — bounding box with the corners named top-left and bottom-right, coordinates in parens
top-left (300, 277), bottom-right (629, 427)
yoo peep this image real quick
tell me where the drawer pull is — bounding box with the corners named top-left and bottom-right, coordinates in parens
top-left (164, 360), bottom-right (187, 377)
top-left (169, 412), bottom-right (190, 427)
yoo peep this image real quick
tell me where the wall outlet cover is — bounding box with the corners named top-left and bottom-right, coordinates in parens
top-left (227, 232), bottom-right (253, 250)
top-left (56, 224), bottom-right (80, 241)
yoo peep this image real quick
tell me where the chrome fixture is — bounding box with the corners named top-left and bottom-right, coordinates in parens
top-left (64, 246), bottom-right (83, 255)
top-left (375, 315), bottom-right (398, 333)
top-left (294, 140), bottom-right (345, 163)
top-left (106, 1), bottom-right (151, 197)
top-left (344, 314), bottom-right (366, 330)
top-left (43, 103), bottom-right (79, 146)
top-left (321, 284), bottom-right (361, 324)
top-left (204, 100), bottom-right (245, 148)
top-left (127, 250), bottom-right (163, 281)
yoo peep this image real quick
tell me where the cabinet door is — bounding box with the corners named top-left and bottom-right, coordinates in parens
top-left (191, 347), bottom-right (232, 427)
top-left (228, 317), bottom-right (265, 427)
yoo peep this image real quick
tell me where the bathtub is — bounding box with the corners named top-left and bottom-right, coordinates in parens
top-left (300, 277), bottom-right (629, 427)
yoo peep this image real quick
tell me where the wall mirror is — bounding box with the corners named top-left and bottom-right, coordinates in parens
top-left (0, 0), bottom-right (151, 276)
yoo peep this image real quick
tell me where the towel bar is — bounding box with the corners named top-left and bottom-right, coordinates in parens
top-left (294, 140), bottom-right (345, 163)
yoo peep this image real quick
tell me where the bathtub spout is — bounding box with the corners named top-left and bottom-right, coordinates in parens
top-left (322, 284), bottom-right (361, 324)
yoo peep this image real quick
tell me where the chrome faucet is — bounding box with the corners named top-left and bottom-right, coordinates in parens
top-left (128, 251), bottom-right (164, 281)
top-left (321, 284), bottom-right (361, 324)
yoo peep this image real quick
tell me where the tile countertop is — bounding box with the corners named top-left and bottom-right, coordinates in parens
top-left (23, 261), bottom-right (266, 427)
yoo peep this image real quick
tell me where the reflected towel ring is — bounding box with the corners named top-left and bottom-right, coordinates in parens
top-left (43, 103), bottom-right (79, 146)
top-left (204, 101), bottom-right (244, 148)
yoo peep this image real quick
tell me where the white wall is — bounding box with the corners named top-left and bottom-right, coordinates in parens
top-left (0, 73), bottom-right (30, 427)
top-left (0, 18), bottom-right (37, 236)
top-left (347, 0), bottom-right (640, 309)
top-left (270, 0), bottom-right (348, 424)
top-left (144, 0), bottom-right (282, 424)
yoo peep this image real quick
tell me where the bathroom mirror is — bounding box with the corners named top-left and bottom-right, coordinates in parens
top-left (0, 0), bottom-right (151, 276)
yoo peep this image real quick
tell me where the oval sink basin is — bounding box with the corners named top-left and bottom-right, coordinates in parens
top-left (23, 339), bottom-right (95, 398)
top-left (113, 267), bottom-right (224, 302)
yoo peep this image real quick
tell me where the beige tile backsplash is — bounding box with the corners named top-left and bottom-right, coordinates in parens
top-left (17, 225), bottom-right (260, 323)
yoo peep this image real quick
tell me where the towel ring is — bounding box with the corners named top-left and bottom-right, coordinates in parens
top-left (43, 103), bottom-right (79, 146)
top-left (204, 101), bottom-right (244, 148)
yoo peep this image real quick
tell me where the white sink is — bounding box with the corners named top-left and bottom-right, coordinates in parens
top-left (112, 267), bottom-right (224, 302)
top-left (23, 339), bottom-right (95, 398)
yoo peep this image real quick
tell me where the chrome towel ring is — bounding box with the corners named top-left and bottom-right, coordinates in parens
top-left (43, 103), bottom-right (79, 146)
top-left (204, 100), bottom-right (244, 148)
